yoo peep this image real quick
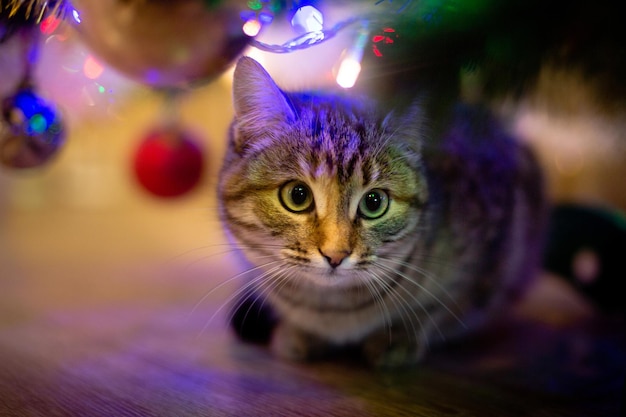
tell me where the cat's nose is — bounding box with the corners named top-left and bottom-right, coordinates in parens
top-left (320, 249), bottom-right (351, 269)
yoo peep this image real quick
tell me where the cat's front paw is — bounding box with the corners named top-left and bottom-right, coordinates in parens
top-left (270, 322), bottom-right (328, 361)
top-left (362, 330), bottom-right (426, 368)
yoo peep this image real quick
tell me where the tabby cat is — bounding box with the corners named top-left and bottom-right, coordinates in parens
top-left (217, 56), bottom-right (545, 367)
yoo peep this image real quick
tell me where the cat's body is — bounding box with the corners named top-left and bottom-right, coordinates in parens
top-left (218, 57), bottom-right (545, 367)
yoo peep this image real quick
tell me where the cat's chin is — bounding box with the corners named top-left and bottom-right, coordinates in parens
top-left (300, 267), bottom-right (362, 288)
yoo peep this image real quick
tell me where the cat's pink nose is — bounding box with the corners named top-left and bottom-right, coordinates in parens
top-left (320, 249), bottom-right (351, 269)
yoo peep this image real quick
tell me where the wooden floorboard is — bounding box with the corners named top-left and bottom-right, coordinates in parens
top-left (0, 210), bottom-right (623, 417)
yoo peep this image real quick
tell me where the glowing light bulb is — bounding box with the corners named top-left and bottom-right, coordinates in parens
top-left (72, 9), bottom-right (81, 24)
top-left (335, 23), bottom-right (369, 89)
top-left (291, 5), bottom-right (323, 34)
top-left (336, 57), bottom-right (361, 89)
top-left (242, 19), bottom-right (262, 37)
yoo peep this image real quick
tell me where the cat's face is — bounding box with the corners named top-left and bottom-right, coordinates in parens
top-left (219, 57), bottom-right (428, 287)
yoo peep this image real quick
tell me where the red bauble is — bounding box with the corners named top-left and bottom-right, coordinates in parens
top-left (133, 127), bottom-right (205, 198)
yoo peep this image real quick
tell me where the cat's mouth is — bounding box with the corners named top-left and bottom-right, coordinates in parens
top-left (296, 264), bottom-right (362, 287)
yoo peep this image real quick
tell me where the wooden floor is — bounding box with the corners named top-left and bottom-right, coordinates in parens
top-left (0, 204), bottom-right (624, 417)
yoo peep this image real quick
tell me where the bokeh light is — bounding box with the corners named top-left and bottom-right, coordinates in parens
top-left (39, 15), bottom-right (61, 35)
top-left (242, 19), bottom-right (262, 37)
top-left (83, 55), bottom-right (104, 80)
top-left (336, 56), bottom-right (361, 89)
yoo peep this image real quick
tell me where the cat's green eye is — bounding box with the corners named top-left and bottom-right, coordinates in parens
top-left (358, 189), bottom-right (390, 219)
top-left (279, 181), bottom-right (314, 213)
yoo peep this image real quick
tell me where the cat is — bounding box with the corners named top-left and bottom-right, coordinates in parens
top-left (217, 56), bottom-right (546, 367)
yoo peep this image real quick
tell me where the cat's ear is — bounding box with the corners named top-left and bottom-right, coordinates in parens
top-left (383, 101), bottom-right (425, 152)
top-left (232, 57), bottom-right (295, 139)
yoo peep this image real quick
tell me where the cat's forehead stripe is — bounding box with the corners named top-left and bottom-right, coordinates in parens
top-left (299, 114), bottom-right (374, 183)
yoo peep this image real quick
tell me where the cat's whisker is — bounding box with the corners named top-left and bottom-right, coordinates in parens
top-left (147, 243), bottom-right (231, 273)
top-left (195, 261), bottom-right (291, 338)
top-left (181, 240), bottom-right (295, 333)
top-left (356, 270), bottom-right (393, 342)
top-left (360, 270), bottom-right (397, 334)
top-left (373, 261), bottom-right (467, 332)
top-left (177, 248), bottom-right (240, 273)
top-left (370, 267), bottom-right (447, 345)
top-left (270, 265), bottom-right (304, 299)
top-left (166, 242), bottom-right (284, 266)
top-left (172, 242), bottom-right (282, 269)
top-left (369, 267), bottom-right (431, 346)
top-left (250, 265), bottom-right (306, 326)
top-left (365, 269), bottom-right (423, 346)
top-left (187, 259), bottom-right (284, 324)
top-left (377, 255), bottom-right (463, 312)
top-left (225, 263), bottom-right (299, 330)
top-left (175, 248), bottom-right (277, 284)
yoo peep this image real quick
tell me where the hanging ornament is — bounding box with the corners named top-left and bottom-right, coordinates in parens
top-left (133, 90), bottom-right (205, 198)
top-left (133, 124), bottom-right (205, 198)
top-left (1, 86), bottom-right (65, 168)
top-left (1, 5), bottom-right (65, 170)
top-left (68, 0), bottom-right (252, 88)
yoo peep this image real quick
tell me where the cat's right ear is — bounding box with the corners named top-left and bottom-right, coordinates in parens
top-left (383, 100), bottom-right (425, 153)
top-left (231, 57), bottom-right (295, 151)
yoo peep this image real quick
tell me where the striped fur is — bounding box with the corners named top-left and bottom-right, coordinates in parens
top-left (217, 57), bottom-right (545, 367)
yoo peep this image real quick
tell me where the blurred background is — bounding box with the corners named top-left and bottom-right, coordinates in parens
top-left (1, 0), bottom-right (625, 331)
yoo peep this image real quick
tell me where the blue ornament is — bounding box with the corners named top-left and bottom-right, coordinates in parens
top-left (1, 88), bottom-right (65, 169)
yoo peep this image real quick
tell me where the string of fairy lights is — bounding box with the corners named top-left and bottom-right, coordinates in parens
top-left (1, 0), bottom-right (401, 48)
top-left (0, 0), bottom-right (409, 190)
top-left (0, 0), bottom-right (411, 96)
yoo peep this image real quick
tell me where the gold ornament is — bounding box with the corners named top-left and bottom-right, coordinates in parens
top-left (69, 0), bottom-right (251, 88)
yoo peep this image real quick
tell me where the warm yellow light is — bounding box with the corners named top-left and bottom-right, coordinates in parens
top-left (336, 57), bottom-right (361, 89)
top-left (242, 19), bottom-right (262, 37)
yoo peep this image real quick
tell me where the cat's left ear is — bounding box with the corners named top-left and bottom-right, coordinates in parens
top-left (232, 57), bottom-right (295, 141)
